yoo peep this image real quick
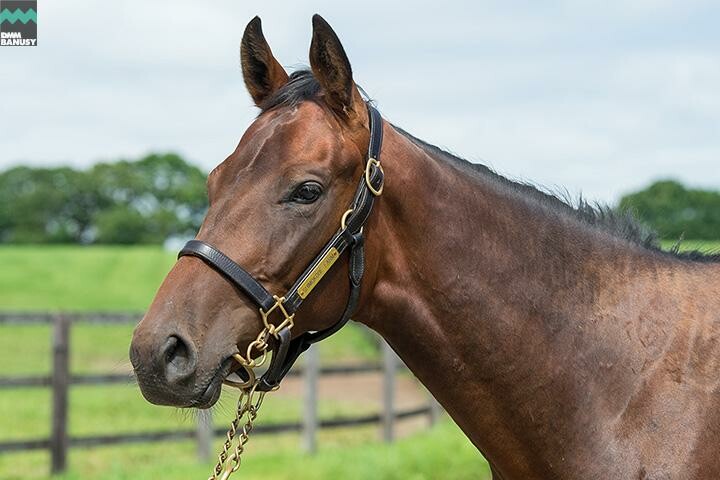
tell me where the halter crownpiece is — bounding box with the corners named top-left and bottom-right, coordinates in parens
top-left (178, 102), bottom-right (384, 391)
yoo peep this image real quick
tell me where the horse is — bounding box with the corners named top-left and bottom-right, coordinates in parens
top-left (129, 14), bottom-right (720, 480)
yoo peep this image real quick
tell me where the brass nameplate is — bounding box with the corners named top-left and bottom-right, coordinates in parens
top-left (297, 247), bottom-right (340, 299)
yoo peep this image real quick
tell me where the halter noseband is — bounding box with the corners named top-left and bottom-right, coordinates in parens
top-left (178, 103), bottom-right (384, 391)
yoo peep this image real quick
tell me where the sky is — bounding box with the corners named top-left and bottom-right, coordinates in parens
top-left (1, 0), bottom-right (718, 204)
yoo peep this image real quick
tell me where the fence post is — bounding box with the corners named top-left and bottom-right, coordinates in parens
top-left (382, 341), bottom-right (397, 443)
top-left (302, 345), bottom-right (319, 454)
top-left (50, 314), bottom-right (70, 474)
top-left (428, 394), bottom-right (442, 426)
top-left (196, 409), bottom-right (213, 461)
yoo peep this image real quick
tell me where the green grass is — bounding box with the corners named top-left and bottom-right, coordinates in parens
top-left (0, 420), bottom-right (490, 480)
top-left (660, 239), bottom-right (720, 254)
top-left (0, 245), bottom-right (175, 311)
top-left (0, 383), bottom-right (374, 441)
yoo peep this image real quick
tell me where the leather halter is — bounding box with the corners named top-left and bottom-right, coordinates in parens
top-left (178, 103), bottom-right (384, 391)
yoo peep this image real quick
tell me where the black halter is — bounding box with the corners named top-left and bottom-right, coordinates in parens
top-left (178, 104), bottom-right (384, 391)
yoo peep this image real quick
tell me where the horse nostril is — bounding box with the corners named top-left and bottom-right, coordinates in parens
top-left (164, 336), bottom-right (180, 363)
top-left (161, 334), bottom-right (196, 383)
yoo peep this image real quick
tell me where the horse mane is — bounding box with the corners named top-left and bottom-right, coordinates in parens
top-left (259, 70), bottom-right (322, 112)
top-left (261, 69), bottom-right (720, 263)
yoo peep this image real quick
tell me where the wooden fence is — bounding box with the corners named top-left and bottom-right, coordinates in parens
top-left (0, 312), bottom-right (442, 475)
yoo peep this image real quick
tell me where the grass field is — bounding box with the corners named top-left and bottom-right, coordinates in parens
top-left (0, 246), bottom-right (174, 311)
top-left (1, 241), bottom-right (718, 479)
top-left (659, 239), bottom-right (720, 253)
top-left (1, 421), bottom-right (491, 480)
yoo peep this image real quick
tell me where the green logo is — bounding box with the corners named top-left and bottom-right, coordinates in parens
top-left (0, 8), bottom-right (37, 25)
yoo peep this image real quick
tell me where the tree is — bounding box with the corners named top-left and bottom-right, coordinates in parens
top-left (618, 180), bottom-right (720, 240)
top-left (88, 153), bottom-right (208, 243)
top-left (0, 153), bottom-right (208, 244)
top-left (0, 166), bottom-right (94, 243)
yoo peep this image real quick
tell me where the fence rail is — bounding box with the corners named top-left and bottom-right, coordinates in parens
top-left (0, 311), bottom-right (144, 324)
top-left (0, 312), bottom-right (442, 475)
top-left (0, 406), bottom-right (434, 453)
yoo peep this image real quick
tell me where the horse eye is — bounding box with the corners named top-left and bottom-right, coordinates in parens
top-left (289, 181), bottom-right (323, 204)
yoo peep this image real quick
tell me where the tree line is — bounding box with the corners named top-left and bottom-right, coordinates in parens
top-left (0, 154), bottom-right (718, 244)
top-left (0, 153), bottom-right (207, 244)
top-left (618, 180), bottom-right (720, 240)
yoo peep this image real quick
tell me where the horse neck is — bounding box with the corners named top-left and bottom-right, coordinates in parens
top-left (356, 124), bottom-right (680, 476)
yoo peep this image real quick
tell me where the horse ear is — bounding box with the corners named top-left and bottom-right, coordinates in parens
top-left (241, 16), bottom-right (289, 107)
top-left (309, 14), bottom-right (364, 119)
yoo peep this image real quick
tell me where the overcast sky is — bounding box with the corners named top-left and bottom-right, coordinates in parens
top-left (1, 0), bottom-right (718, 204)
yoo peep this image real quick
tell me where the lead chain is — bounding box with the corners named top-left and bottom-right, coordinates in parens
top-left (208, 324), bottom-right (278, 480)
top-left (208, 382), bottom-right (266, 480)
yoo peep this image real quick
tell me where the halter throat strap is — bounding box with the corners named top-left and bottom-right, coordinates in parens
top-left (178, 103), bottom-right (384, 391)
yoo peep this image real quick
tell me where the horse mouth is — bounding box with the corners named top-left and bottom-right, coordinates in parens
top-left (194, 356), bottom-right (236, 409)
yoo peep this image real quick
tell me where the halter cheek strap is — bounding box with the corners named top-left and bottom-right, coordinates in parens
top-left (178, 104), bottom-right (384, 391)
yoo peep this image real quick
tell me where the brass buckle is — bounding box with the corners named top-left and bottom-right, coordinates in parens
top-left (259, 295), bottom-right (294, 338)
top-left (364, 157), bottom-right (384, 196)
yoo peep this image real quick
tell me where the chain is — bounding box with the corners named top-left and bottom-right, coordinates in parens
top-left (207, 321), bottom-right (277, 480)
top-left (208, 384), bottom-right (266, 480)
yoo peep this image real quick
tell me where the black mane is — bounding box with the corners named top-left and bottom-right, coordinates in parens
top-left (261, 69), bottom-right (720, 263)
top-left (260, 70), bottom-right (322, 113)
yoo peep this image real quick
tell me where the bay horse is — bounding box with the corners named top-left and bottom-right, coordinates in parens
top-left (130, 14), bottom-right (720, 480)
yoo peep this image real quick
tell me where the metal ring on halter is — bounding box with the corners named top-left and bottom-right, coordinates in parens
top-left (245, 344), bottom-right (268, 368)
top-left (340, 208), bottom-right (364, 233)
top-left (223, 355), bottom-right (257, 389)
